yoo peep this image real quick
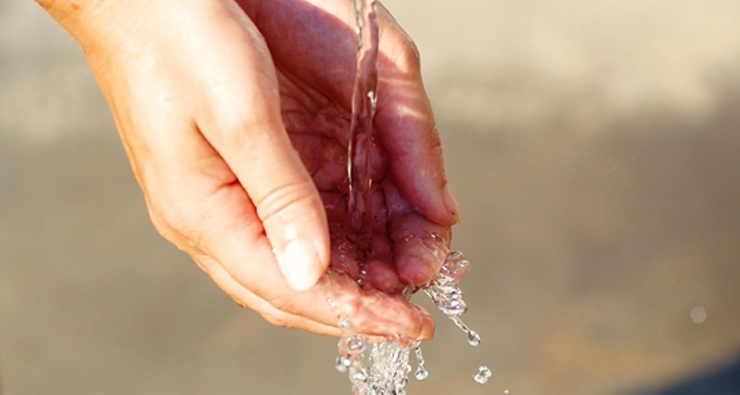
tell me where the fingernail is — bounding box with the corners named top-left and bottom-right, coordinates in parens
top-left (277, 238), bottom-right (321, 291)
top-left (442, 184), bottom-right (462, 223)
top-left (412, 304), bottom-right (436, 341)
top-left (421, 313), bottom-right (435, 340)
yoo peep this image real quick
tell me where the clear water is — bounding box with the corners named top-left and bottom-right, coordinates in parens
top-left (335, 251), bottom-right (486, 394)
top-left (412, 346), bottom-right (428, 381)
top-left (335, 316), bottom-right (413, 395)
top-left (423, 250), bottom-right (481, 347)
top-left (333, 1), bottom-right (490, 394)
top-left (473, 366), bottom-right (492, 384)
top-left (346, 0), bottom-right (379, 260)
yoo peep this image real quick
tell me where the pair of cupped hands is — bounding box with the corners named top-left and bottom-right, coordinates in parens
top-left (41, 0), bottom-right (460, 339)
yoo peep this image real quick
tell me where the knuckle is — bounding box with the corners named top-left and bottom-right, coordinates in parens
top-left (145, 199), bottom-right (201, 250)
top-left (147, 204), bottom-right (181, 240)
top-left (260, 309), bottom-right (293, 328)
top-left (148, 209), bottom-right (174, 240)
top-left (395, 37), bottom-right (422, 73)
top-left (260, 293), bottom-right (307, 330)
top-left (265, 292), bottom-right (292, 315)
top-left (255, 180), bottom-right (320, 225)
top-left (210, 105), bottom-right (280, 147)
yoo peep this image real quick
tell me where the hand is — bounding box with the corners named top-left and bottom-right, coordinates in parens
top-left (40, 0), bottom-right (460, 339)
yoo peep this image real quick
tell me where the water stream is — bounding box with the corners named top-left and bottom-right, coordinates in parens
top-left (346, 0), bottom-right (379, 262)
top-left (334, 1), bottom-right (491, 393)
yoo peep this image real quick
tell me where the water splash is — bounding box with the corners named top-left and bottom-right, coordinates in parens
top-left (335, 251), bottom-right (489, 394)
top-left (424, 251), bottom-right (481, 349)
top-left (334, 0), bottom-right (491, 392)
top-left (336, 316), bottom-right (414, 395)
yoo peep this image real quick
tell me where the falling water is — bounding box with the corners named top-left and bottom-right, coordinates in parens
top-left (333, 1), bottom-right (491, 393)
top-left (346, 0), bottom-right (379, 256)
top-left (336, 251), bottom-right (488, 394)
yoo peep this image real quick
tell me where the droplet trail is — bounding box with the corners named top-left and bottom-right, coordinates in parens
top-left (467, 330), bottom-right (482, 347)
top-left (414, 365), bottom-right (429, 381)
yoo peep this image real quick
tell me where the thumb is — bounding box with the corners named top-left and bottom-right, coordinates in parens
top-left (190, 13), bottom-right (330, 292)
top-left (252, 132), bottom-right (331, 292)
top-left (216, 114), bottom-right (330, 291)
top-left (202, 81), bottom-right (330, 291)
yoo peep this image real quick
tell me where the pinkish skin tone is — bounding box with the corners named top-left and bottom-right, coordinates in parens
top-left (39, 0), bottom-right (461, 340)
top-left (293, 110), bottom-right (452, 293)
top-left (249, 0), bottom-right (457, 291)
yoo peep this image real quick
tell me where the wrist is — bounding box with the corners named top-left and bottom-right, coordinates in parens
top-left (36, 0), bottom-right (151, 59)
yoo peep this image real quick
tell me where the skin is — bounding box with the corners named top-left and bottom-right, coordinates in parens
top-left (37, 0), bottom-right (461, 340)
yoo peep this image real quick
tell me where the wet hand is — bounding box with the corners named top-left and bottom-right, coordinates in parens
top-left (41, 0), bottom-right (460, 338)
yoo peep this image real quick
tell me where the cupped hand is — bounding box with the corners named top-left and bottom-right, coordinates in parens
top-left (46, 0), bottom-right (460, 339)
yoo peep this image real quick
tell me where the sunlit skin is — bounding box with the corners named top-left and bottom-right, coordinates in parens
top-left (38, 0), bottom-right (461, 339)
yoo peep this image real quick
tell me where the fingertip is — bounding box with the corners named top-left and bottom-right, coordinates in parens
top-left (442, 184), bottom-right (462, 225)
top-left (391, 213), bottom-right (451, 286)
top-left (416, 306), bottom-right (435, 341)
top-left (416, 182), bottom-right (461, 227)
top-left (396, 246), bottom-right (441, 286)
top-left (276, 238), bottom-right (322, 291)
top-left (366, 259), bottom-right (404, 294)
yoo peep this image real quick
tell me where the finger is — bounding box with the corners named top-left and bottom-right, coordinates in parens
top-left (317, 271), bottom-right (435, 339)
top-left (193, 255), bottom-right (341, 336)
top-left (374, 10), bottom-right (461, 226)
top-left (203, 216), bottom-right (434, 339)
top-left (391, 212), bottom-right (451, 286)
top-left (384, 182), bottom-right (451, 285)
top-left (239, 0), bottom-right (461, 226)
top-left (194, 11), bottom-right (330, 291)
top-left (365, 258), bottom-right (403, 293)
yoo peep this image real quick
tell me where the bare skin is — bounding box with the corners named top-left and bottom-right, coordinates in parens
top-left (37, 0), bottom-right (460, 339)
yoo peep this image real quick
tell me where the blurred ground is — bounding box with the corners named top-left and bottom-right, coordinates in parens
top-left (1, 0), bottom-right (739, 394)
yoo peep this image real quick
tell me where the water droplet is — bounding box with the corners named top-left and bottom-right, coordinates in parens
top-left (456, 259), bottom-right (470, 273)
top-left (335, 356), bottom-right (352, 372)
top-left (356, 272), bottom-right (367, 287)
top-left (448, 250), bottom-right (463, 261)
top-left (350, 365), bottom-right (368, 384)
top-left (367, 90), bottom-right (377, 107)
top-left (414, 365), bottom-right (429, 380)
top-left (346, 336), bottom-right (367, 354)
top-left (467, 330), bottom-right (482, 347)
top-left (504, 389), bottom-right (510, 394)
top-left (473, 366), bottom-right (492, 384)
top-left (339, 316), bottom-right (353, 332)
top-left (691, 306), bottom-right (707, 324)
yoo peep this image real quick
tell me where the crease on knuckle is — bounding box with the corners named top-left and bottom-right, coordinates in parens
top-left (261, 310), bottom-right (293, 328)
top-left (146, 200), bottom-right (204, 251)
top-left (260, 295), bottom-right (304, 330)
top-left (255, 180), bottom-right (318, 225)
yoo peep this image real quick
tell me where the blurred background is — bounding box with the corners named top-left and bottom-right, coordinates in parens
top-left (1, 0), bottom-right (739, 394)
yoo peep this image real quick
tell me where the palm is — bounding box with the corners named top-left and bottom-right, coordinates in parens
top-left (241, 0), bottom-right (452, 292)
